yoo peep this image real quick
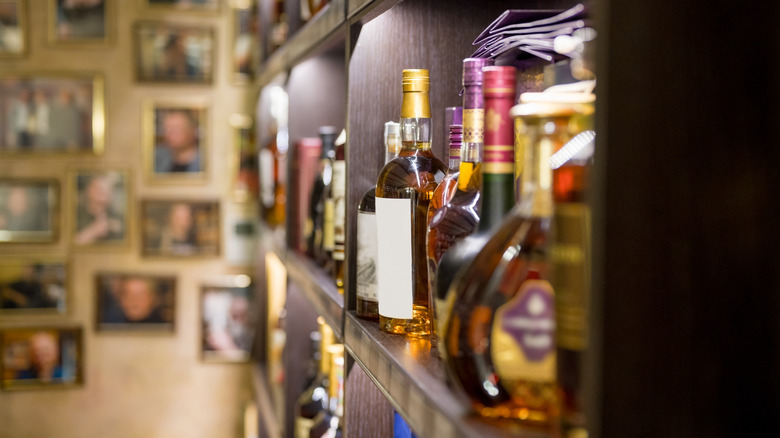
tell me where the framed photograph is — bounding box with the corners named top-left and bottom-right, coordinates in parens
top-left (230, 114), bottom-right (257, 202)
top-left (0, 258), bottom-right (67, 314)
top-left (143, 100), bottom-right (208, 181)
top-left (231, 1), bottom-right (259, 84)
top-left (95, 272), bottom-right (176, 331)
top-left (0, 178), bottom-right (59, 243)
top-left (49, 0), bottom-right (111, 46)
top-left (0, 0), bottom-right (27, 57)
top-left (141, 0), bottom-right (221, 13)
top-left (134, 22), bottom-right (215, 84)
top-left (0, 72), bottom-right (105, 154)
top-left (200, 275), bottom-right (254, 362)
top-left (0, 327), bottom-right (83, 390)
top-left (141, 199), bottom-right (220, 257)
top-left (69, 169), bottom-right (129, 247)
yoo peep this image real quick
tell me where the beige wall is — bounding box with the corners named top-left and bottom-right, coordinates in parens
top-left (0, 1), bottom-right (257, 437)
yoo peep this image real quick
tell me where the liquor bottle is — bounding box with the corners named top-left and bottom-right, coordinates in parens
top-left (309, 344), bottom-right (344, 438)
top-left (295, 318), bottom-right (335, 438)
top-left (433, 66), bottom-right (517, 355)
top-left (425, 106), bottom-right (463, 238)
top-left (443, 93), bottom-right (594, 428)
top-left (375, 69), bottom-right (447, 336)
top-left (306, 126), bottom-right (339, 264)
top-left (331, 130), bottom-right (347, 290)
top-left (291, 138), bottom-right (322, 252)
top-left (259, 120), bottom-right (287, 227)
top-left (356, 122), bottom-right (400, 320)
top-left (427, 58), bottom-right (492, 334)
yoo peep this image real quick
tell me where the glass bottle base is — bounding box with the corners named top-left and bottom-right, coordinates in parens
top-left (356, 298), bottom-right (379, 321)
top-left (473, 381), bottom-right (560, 428)
top-left (379, 305), bottom-right (431, 337)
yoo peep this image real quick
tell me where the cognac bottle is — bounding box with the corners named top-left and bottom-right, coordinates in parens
top-left (375, 69), bottom-right (447, 336)
top-left (444, 93), bottom-right (595, 428)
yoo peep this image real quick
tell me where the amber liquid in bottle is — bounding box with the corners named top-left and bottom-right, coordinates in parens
top-left (375, 69), bottom-right (446, 336)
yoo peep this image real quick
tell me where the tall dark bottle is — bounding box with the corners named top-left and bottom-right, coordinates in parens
top-left (375, 69), bottom-right (447, 336)
top-left (331, 130), bottom-right (347, 290)
top-left (356, 122), bottom-right (400, 320)
top-left (306, 126), bottom-right (339, 265)
top-left (434, 66), bottom-right (517, 355)
top-left (443, 93), bottom-right (594, 428)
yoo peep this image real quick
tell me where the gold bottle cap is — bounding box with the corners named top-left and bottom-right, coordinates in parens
top-left (402, 69), bottom-right (430, 92)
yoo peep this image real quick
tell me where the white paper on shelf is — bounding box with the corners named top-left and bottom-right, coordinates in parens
top-left (375, 197), bottom-right (414, 319)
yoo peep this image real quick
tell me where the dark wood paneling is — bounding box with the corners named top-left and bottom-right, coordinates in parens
top-left (344, 356), bottom-right (394, 437)
top-left (592, 0), bottom-right (780, 436)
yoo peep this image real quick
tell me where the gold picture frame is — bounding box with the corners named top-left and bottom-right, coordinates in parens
top-left (0, 0), bottom-right (27, 58)
top-left (48, 0), bottom-right (113, 47)
top-left (0, 178), bottom-right (59, 243)
top-left (0, 326), bottom-right (83, 391)
top-left (140, 199), bottom-right (221, 258)
top-left (142, 99), bottom-right (209, 183)
top-left (94, 272), bottom-right (177, 332)
top-left (230, 113), bottom-right (258, 202)
top-left (0, 256), bottom-right (68, 315)
top-left (134, 21), bottom-right (216, 84)
top-left (0, 72), bottom-right (106, 154)
top-left (200, 274), bottom-right (254, 363)
top-left (139, 0), bottom-right (221, 14)
top-left (230, 0), bottom-right (259, 85)
top-left (68, 168), bottom-right (131, 248)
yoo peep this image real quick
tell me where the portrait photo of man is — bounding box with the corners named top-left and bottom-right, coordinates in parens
top-left (201, 279), bottom-right (254, 362)
top-left (0, 327), bottom-right (82, 389)
top-left (134, 22), bottom-right (214, 84)
top-left (0, 260), bottom-right (66, 312)
top-left (144, 103), bottom-right (208, 180)
top-left (95, 273), bottom-right (175, 331)
top-left (0, 179), bottom-right (57, 242)
top-left (72, 170), bottom-right (128, 246)
top-left (141, 199), bottom-right (220, 257)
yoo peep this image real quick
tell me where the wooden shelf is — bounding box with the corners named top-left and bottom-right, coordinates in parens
top-left (344, 311), bottom-right (551, 438)
top-left (285, 251), bottom-right (344, 339)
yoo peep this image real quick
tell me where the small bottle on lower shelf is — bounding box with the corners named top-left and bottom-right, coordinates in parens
top-left (309, 344), bottom-right (344, 438)
top-left (295, 318), bottom-right (335, 438)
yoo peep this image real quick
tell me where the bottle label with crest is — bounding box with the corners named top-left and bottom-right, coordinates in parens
top-left (356, 211), bottom-right (378, 301)
top-left (375, 197), bottom-right (414, 319)
top-left (491, 279), bottom-right (556, 384)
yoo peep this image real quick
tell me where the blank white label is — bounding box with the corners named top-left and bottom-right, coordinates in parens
top-left (375, 197), bottom-right (414, 319)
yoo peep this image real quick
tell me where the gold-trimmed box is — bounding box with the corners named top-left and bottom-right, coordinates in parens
top-left (0, 177), bottom-right (59, 243)
top-left (142, 99), bottom-right (209, 183)
top-left (0, 72), bottom-right (105, 155)
top-left (0, 326), bottom-right (84, 391)
top-left (68, 167), bottom-right (131, 248)
top-left (0, 256), bottom-right (69, 315)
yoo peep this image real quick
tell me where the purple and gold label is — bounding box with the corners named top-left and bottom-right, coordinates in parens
top-left (462, 109), bottom-right (484, 144)
top-left (491, 279), bottom-right (556, 383)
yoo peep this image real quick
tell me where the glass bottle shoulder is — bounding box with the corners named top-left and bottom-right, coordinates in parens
top-left (375, 149), bottom-right (446, 198)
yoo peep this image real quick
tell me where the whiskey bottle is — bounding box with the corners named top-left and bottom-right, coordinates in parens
top-left (309, 344), bottom-right (344, 438)
top-left (259, 120), bottom-right (287, 228)
top-left (375, 69), bottom-right (447, 336)
top-left (427, 106), bottom-right (463, 222)
top-left (427, 58), bottom-right (492, 338)
top-left (356, 122), bottom-right (400, 320)
top-left (295, 318), bottom-right (335, 438)
top-left (307, 126), bottom-right (339, 265)
top-left (443, 94), bottom-right (594, 428)
top-left (434, 66), bottom-right (517, 355)
top-left (331, 130), bottom-right (347, 290)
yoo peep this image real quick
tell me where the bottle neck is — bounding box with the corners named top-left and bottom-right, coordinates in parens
top-left (518, 117), bottom-right (555, 219)
top-left (400, 90), bottom-right (432, 150)
top-left (385, 133), bottom-right (400, 164)
top-left (447, 124), bottom-right (462, 171)
top-left (478, 89), bottom-right (515, 231)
